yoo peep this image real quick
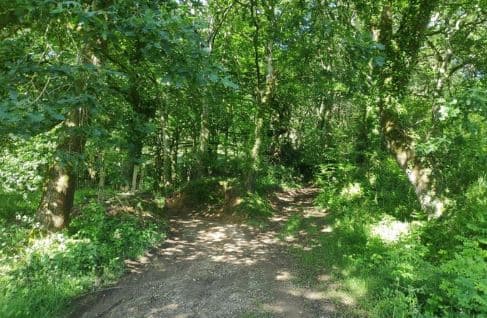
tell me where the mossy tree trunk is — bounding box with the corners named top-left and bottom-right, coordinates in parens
top-left (36, 29), bottom-right (101, 230)
top-left (375, 1), bottom-right (444, 217)
top-left (246, 0), bottom-right (276, 192)
top-left (37, 106), bottom-right (89, 230)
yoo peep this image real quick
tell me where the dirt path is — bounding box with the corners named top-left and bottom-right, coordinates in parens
top-left (70, 188), bottom-right (341, 318)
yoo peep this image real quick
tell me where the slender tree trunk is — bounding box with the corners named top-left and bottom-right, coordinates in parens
top-left (131, 164), bottom-right (139, 192)
top-left (98, 153), bottom-right (105, 189)
top-left (138, 164), bottom-right (144, 191)
top-left (155, 109), bottom-right (171, 190)
top-left (245, 0), bottom-right (276, 191)
top-left (162, 116), bottom-right (172, 187)
top-left (171, 127), bottom-right (179, 184)
top-left (155, 128), bottom-right (164, 191)
top-left (355, 100), bottom-right (372, 167)
top-left (317, 97), bottom-right (333, 146)
top-left (197, 92), bottom-right (210, 178)
top-left (247, 113), bottom-right (264, 190)
top-left (128, 139), bottom-right (142, 189)
top-left (224, 126), bottom-right (229, 163)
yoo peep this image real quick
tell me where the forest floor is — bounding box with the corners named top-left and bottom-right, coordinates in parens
top-left (68, 187), bottom-right (346, 318)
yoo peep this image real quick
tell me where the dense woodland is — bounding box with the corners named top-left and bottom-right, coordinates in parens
top-left (1, 0), bottom-right (487, 317)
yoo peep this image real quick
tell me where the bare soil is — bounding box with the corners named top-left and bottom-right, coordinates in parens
top-left (68, 188), bottom-right (344, 318)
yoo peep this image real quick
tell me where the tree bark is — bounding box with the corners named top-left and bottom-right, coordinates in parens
top-left (138, 164), bottom-right (144, 191)
top-left (155, 109), bottom-right (172, 191)
top-left (37, 106), bottom-right (88, 230)
top-left (245, 0), bottom-right (275, 191)
top-left (131, 164), bottom-right (139, 192)
top-left (171, 127), bottom-right (179, 184)
top-left (197, 93), bottom-right (210, 178)
top-left (127, 139), bottom-right (142, 189)
top-left (375, 1), bottom-right (444, 217)
top-left (36, 36), bottom-right (100, 230)
top-left (98, 153), bottom-right (105, 189)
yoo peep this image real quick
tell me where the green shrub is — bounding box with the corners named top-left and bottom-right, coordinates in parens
top-left (234, 192), bottom-right (274, 220)
top-left (180, 178), bottom-right (224, 206)
top-left (0, 197), bottom-right (166, 318)
top-left (426, 244), bottom-right (487, 316)
top-left (295, 161), bottom-right (487, 317)
top-left (0, 191), bottom-right (39, 220)
top-left (257, 164), bottom-right (301, 191)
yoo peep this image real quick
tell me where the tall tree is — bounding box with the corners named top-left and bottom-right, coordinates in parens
top-left (372, 1), bottom-right (443, 217)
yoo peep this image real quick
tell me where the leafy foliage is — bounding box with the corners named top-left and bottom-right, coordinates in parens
top-left (1, 0), bottom-right (486, 317)
top-left (0, 192), bottom-right (165, 318)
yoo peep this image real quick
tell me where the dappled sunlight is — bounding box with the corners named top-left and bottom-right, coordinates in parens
top-left (261, 288), bottom-right (337, 316)
top-left (55, 175), bottom-right (69, 194)
top-left (285, 287), bottom-right (327, 300)
top-left (156, 218), bottom-right (284, 266)
top-left (318, 274), bottom-right (331, 282)
top-left (303, 208), bottom-right (328, 218)
top-left (339, 182), bottom-right (363, 200)
top-left (262, 302), bottom-right (287, 313)
top-left (371, 216), bottom-right (412, 243)
top-left (270, 187), bottom-right (327, 225)
top-left (326, 289), bottom-right (356, 306)
top-left (71, 188), bottom-right (346, 317)
top-left (275, 193), bottom-right (295, 203)
top-left (125, 251), bottom-right (157, 273)
top-left (321, 225), bottom-right (333, 233)
top-left (275, 270), bottom-right (293, 281)
top-left (344, 278), bottom-right (367, 299)
top-left (146, 303), bottom-right (181, 317)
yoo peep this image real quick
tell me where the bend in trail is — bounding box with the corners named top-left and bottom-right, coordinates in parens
top-left (70, 187), bottom-right (345, 318)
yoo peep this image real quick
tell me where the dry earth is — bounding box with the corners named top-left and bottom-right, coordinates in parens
top-left (68, 188), bottom-right (345, 318)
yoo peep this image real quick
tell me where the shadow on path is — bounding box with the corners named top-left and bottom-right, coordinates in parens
top-left (69, 188), bottom-right (344, 318)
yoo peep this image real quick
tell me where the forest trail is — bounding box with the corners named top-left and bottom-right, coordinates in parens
top-left (70, 188), bottom-right (341, 318)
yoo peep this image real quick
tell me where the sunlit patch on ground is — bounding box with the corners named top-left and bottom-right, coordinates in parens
top-left (339, 182), bottom-right (363, 200)
top-left (158, 219), bottom-right (283, 266)
top-left (371, 216), bottom-right (412, 243)
top-left (72, 188), bottom-right (344, 318)
top-left (275, 270), bottom-right (293, 281)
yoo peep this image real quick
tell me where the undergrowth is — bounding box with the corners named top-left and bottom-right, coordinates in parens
top-left (173, 163), bottom-right (299, 222)
top-left (282, 159), bottom-right (487, 317)
top-left (0, 189), bottom-right (166, 318)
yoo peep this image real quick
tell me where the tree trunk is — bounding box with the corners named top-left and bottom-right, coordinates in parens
top-left (131, 164), bottom-right (139, 192)
top-left (224, 126), bottom-right (229, 163)
top-left (246, 113), bottom-right (264, 190)
top-left (380, 103), bottom-right (444, 217)
top-left (171, 127), bottom-right (179, 184)
top-left (98, 154), bottom-right (105, 189)
top-left (37, 106), bottom-right (87, 230)
top-left (155, 109), bottom-right (171, 191)
top-left (163, 117), bottom-right (172, 187)
top-left (197, 92), bottom-right (210, 178)
top-left (245, 0), bottom-right (275, 191)
top-left (36, 38), bottom-right (100, 230)
top-left (374, 1), bottom-right (444, 218)
top-left (138, 164), bottom-right (144, 191)
top-left (127, 138), bottom-right (142, 188)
